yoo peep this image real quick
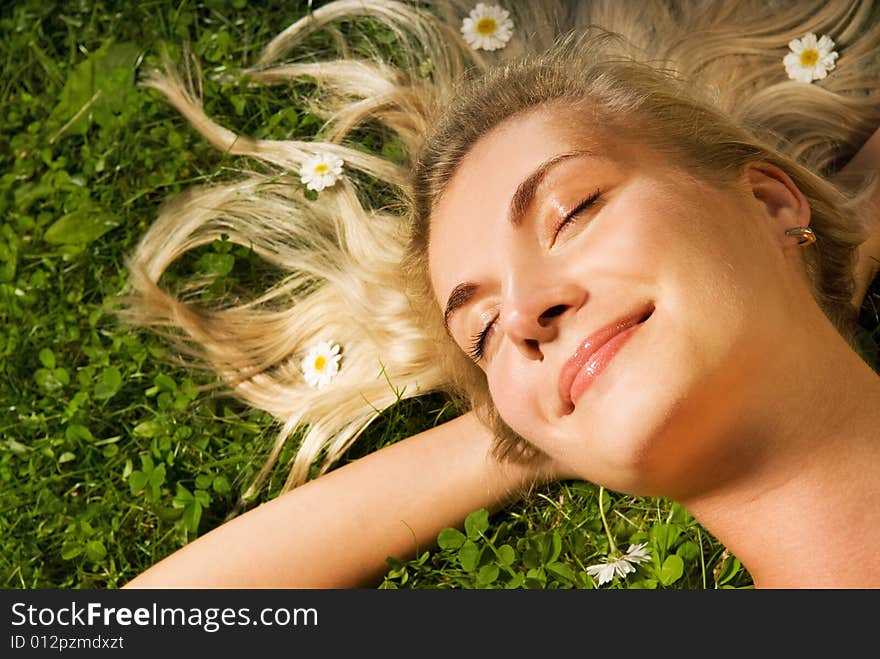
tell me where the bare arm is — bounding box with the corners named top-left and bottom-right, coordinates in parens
top-left (123, 412), bottom-right (558, 588)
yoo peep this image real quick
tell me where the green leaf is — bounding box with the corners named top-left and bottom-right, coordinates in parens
top-left (133, 419), bottom-right (162, 438)
top-left (543, 532), bottom-right (562, 564)
top-left (676, 540), bottom-right (701, 562)
top-left (128, 471), bottom-right (148, 495)
top-left (380, 138), bottom-right (407, 164)
top-left (65, 424), bottom-right (94, 442)
top-left (668, 502), bottom-right (694, 525)
top-left (49, 42), bottom-right (141, 137)
top-left (61, 543), bottom-right (83, 560)
top-left (173, 484), bottom-right (193, 509)
top-left (458, 540), bottom-right (481, 572)
top-left (476, 564), bottom-right (499, 586)
top-left (153, 373), bottom-right (177, 392)
top-left (38, 348), bottom-right (55, 369)
top-left (464, 508), bottom-right (489, 539)
top-left (93, 366), bottom-right (122, 400)
top-left (496, 544), bottom-right (516, 567)
top-left (194, 489), bottom-right (211, 507)
top-left (182, 500), bottom-right (202, 533)
top-left (546, 561), bottom-right (576, 584)
top-left (139, 454), bottom-right (155, 472)
top-left (196, 252), bottom-right (235, 277)
top-left (230, 95), bottom-right (246, 116)
top-left (85, 540), bottom-right (106, 562)
top-left (650, 523), bottom-right (683, 559)
top-left (525, 567), bottom-right (546, 589)
top-left (658, 554), bottom-right (684, 586)
top-left (58, 452), bottom-right (76, 464)
top-left (147, 463), bottom-right (166, 489)
top-left (629, 578), bottom-right (659, 589)
top-left (34, 368), bottom-right (65, 391)
top-left (717, 555), bottom-right (743, 586)
top-left (522, 543), bottom-right (542, 569)
top-left (6, 438), bottom-right (29, 455)
top-left (44, 207), bottom-right (119, 245)
top-left (438, 527), bottom-right (466, 550)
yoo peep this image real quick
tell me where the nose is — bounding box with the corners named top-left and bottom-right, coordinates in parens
top-left (501, 280), bottom-right (581, 361)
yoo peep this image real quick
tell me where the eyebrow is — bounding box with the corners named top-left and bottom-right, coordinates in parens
top-left (443, 282), bottom-right (479, 332)
top-left (442, 149), bottom-right (599, 331)
top-left (508, 149), bottom-right (598, 226)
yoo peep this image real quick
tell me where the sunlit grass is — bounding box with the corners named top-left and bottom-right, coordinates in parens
top-left (6, 0), bottom-right (873, 590)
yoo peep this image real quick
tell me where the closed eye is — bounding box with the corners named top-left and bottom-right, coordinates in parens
top-left (466, 315), bottom-right (498, 362)
top-left (551, 188), bottom-right (602, 246)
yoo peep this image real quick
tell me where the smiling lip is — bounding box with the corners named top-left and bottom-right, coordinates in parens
top-left (558, 304), bottom-right (654, 414)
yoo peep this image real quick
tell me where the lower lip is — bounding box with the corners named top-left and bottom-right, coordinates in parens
top-left (569, 322), bottom-right (645, 406)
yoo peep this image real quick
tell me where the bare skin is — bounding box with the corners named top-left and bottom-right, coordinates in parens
top-left (680, 330), bottom-right (880, 587)
top-left (125, 125), bottom-right (880, 590)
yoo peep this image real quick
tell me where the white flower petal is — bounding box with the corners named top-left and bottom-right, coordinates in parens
top-left (797, 67), bottom-right (815, 83)
top-left (460, 3), bottom-right (514, 51)
top-left (586, 562), bottom-right (616, 586)
top-left (783, 31), bottom-right (838, 84)
top-left (623, 543), bottom-right (651, 564)
top-left (816, 34), bottom-right (835, 53)
top-left (612, 559), bottom-right (637, 579)
top-left (299, 153), bottom-right (345, 192)
top-left (820, 52), bottom-right (839, 68)
top-left (587, 544), bottom-right (650, 586)
top-left (301, 340), bottom-right (343, 389)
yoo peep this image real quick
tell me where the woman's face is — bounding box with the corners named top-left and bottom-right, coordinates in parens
top-left (427, 106), bottom-right (811, 497)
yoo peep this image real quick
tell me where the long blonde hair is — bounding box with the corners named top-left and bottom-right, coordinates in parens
top-left (119, 0), bottom-right (880, 499)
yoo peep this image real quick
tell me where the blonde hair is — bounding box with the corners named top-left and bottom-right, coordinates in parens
top-left (119, 0), bottom-right (880, 499)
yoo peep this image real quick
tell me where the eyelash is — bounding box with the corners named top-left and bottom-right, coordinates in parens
top-left (552, 188), bottom-right (602, 243)
top-left (465, 188), bottom-right (602, 362)
top-left (467, 317), bottom-right (497, 362)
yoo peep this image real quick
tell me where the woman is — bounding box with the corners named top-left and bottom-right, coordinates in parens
top-left (122, 0), bottom-right (880, 588)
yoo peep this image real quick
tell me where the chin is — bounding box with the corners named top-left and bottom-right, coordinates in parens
top-left (565, 386), bottom-right (688, 496)
top-left (557, 322), bottom-right (724, 497)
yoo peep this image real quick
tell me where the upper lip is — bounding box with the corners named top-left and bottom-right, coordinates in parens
top-left (557, 302), bottom-right (654, 413)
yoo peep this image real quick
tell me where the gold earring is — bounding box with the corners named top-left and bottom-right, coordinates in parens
top-left (784, 226), bottom-right (816, 246)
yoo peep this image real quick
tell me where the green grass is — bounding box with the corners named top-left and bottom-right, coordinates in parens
top-left (2, 0), bottom-right (876, 590)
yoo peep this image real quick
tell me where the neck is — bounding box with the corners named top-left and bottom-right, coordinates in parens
top-left (680, 319), bottom-right (880, 589)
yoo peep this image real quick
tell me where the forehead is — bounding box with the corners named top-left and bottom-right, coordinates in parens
top-left (426, 107), bottom-right (623, 301)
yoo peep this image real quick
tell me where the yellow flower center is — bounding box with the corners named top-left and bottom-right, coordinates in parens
top-left (476, 17), bottom-right (497, 35)
top-left (314, 163), bottom-right (329, 174)
top-left (313, 356), bottom-right (326, 371)
top-left (800, 49), bottom-right (819, 67)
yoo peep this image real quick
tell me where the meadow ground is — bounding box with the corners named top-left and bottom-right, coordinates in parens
top-left (4, 0), bottom-right (877, 590)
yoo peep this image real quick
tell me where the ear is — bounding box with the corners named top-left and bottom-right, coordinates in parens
top-left (742, 162), bottom-right (811, 246)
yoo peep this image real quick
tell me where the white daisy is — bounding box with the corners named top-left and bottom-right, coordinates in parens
top-left (586, 561), bottom-right (618, 587)
top-left (299, 152), bottom-right (344, 192)
top-left (460, 3), bottom-right (514, 52)
top-left (586, 543), bottom-right (651, 586)
top-left (783, 32), bottom-right (838, 83)
top-left (300, 340), bottom-right (342, 389)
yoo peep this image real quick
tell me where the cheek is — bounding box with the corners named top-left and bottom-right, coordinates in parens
top-left (486, 358), bottom-right (543, 442)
